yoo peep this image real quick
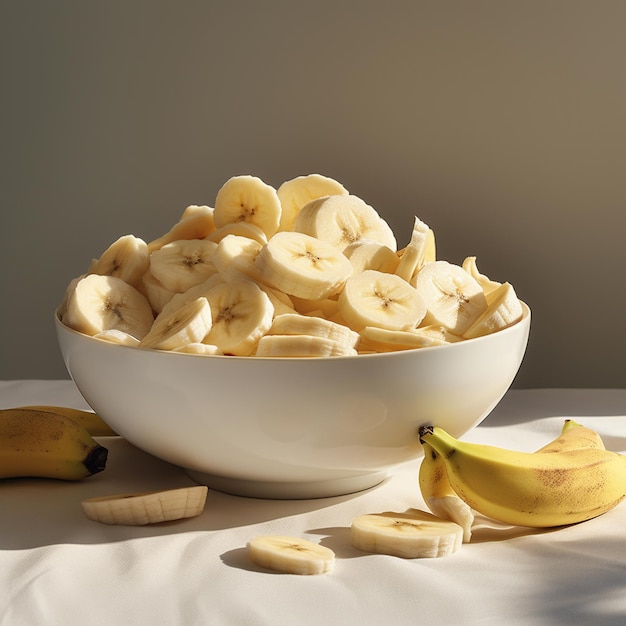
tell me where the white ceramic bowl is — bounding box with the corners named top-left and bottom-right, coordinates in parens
top-left (56, 303), bottom-right (530, 499)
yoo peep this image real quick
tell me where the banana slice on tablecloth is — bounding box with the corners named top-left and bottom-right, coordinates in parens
top-left (247, 535), bottom-right (335, 575)
top-left (351, 510), bottom-right (463, 558)
top-left (82, 486), bottom-right (208, 525)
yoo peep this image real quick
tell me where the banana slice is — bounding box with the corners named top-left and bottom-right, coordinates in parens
top-left (357, 325), bottom-right (455, 352)
top-left (338, 270), bottom-right (427, 332)
top-left (258, 283), bottom-right (296, 317)
top-left (413, 260), bottom-right (488, 335)
top-left (139, 297), bottom-right (212, 350)
top-left (93, 329), bottom-right (141, 346)
top-left (462, 256), bottom-right (502, 298)
top-left (212, 234), bottom-right (265, 283)
top-left (255, 334), bottom-right (358, 357)
top-left (172, 342), bottom-right (223, 355)
top-left (267, 312), bottom-right (359, 348)
top-left (82, 486), bottom-right (208, 525)
top-left (290, 295), bottom-right (340, 318)
top-left (149, 239), bottom-right (219, 293)
top-left (202, 277), bottom-right (274, 355)
top-left (213, 175), bottom-right (282, 238)
top-left (157, 274), bottom-right (225, 320)
top-left (88, 234), bottom-right (150, 291)
top-left (294, 194), bottom-right (397, 252)
top-left (247, 535), bottom-right (335, 575)
top-left (462, 281), bottom-right (523, 339)
top-left (206, 221), bottom-right (268, 245)
top-left (147, 205), bottom-right (215, 252)
top-left (62, 274), bottom-right (154, 339)
top-left (395, 216), bottom-right (436, 282)
top-left (343, 239), bottom-right (400, 274)
top-left (256, 231), bottom-right (353, 300)
top-left (141, 269), bottom-right (177, 314)
top-left (351, 510), bottom-right (463, 558)
top-left (277, 173), bottom-right (349, 231)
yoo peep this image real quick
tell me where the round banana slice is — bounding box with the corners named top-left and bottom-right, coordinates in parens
top-left (82, 486), bottom-right (208, 526)
top-left (62, 274), bottom-right (155, 339)
top-left (413, 260), bottom-right (488, 335)
top-left (247, 535), bottom-right (335, 575)
top-left (138, 297), bottom-right (212, 350)
top-left (88, 234), bottom-right (150, 291)
top-left (351, 510), bottom-right (463, 558)
top-left (256, 231), bottom-right (353, 300)
top-left (255, 334), bottom-right (358, 357)
top-left (338, 270), bottom-right (427, 332)
top-left (294, 194), bottom-right (397, 252)
top-left (149, 239), bottom-right (219, 293)
top-left (202, 277), bottom-right (274, 355)
top-left (277, 173), bottom-right (349, 231)
top-left (213, 175), bottom-right (282, 238)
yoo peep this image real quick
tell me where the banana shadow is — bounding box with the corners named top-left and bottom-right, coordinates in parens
top-left (0, 437), bottom-right (388, 550)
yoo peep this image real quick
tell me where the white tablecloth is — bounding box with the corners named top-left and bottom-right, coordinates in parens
top-left (1, 381), bottom-right (625, 626)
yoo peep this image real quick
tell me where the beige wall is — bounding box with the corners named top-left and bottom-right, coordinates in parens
top-left (2, 1), bottom-right (625, 387)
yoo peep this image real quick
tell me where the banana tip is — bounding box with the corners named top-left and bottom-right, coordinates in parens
top-left (84, 445), bottom-right (109, 475)
top-left (418, 424), bottom-right (434, 443)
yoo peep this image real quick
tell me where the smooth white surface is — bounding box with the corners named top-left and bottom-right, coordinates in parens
top-left (1, 381), bottom-right (625, 625)
top-left (55, 304), bottom-right (529, 498)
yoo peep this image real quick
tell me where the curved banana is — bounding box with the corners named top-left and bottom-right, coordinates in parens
top-left (418, 442), bottom-right (474, 542)
top-left (0, 408), bottom-right (108, 480)
top-left (14, 405), bottom-right (118, 437)
top-left (418, 425), bottom-right (626, 528)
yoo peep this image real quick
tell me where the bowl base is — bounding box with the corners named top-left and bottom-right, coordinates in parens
top-left (184, 469), bottom-right (388, 499)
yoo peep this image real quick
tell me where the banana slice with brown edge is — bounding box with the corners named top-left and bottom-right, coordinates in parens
top-left (351, 510), bottom-right (463, 558)
top-left (247, 535), bottom-right (335, 575)
top-left (81, 486), bottom-right (208, 525)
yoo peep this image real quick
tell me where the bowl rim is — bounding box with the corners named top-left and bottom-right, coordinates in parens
top-left (55, 300), bottom-right (530, 361)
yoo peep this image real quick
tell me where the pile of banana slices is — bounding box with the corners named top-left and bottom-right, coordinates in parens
top-left (59, 173), bottom-right (524, 357)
